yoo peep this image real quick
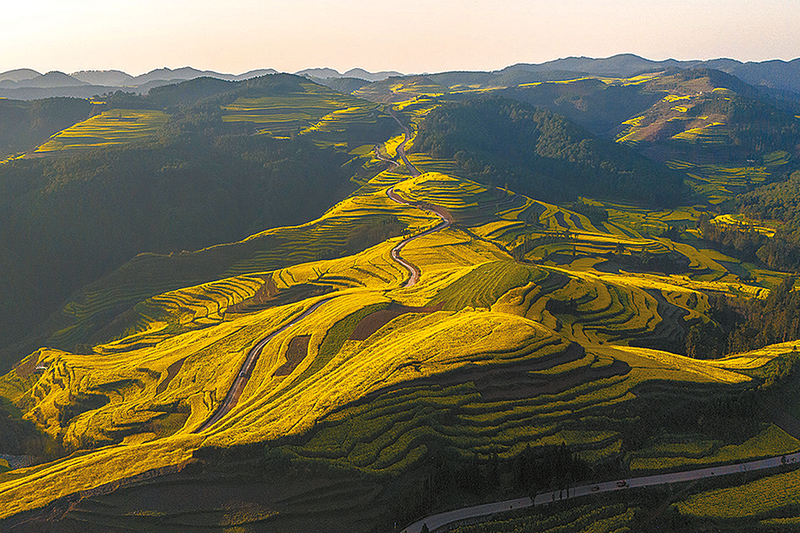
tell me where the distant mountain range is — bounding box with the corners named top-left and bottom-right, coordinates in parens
top-left (0, 66), bottom-right (403, 100)
top-left (1, 54), bottom-right (799, 101)
top-left (499, 54), bottom-right (800, 94)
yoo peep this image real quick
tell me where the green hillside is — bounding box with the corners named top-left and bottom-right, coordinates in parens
top-left (412, 96), bottom-right (687, 205)
top-left (0, 74), bottom-right (398, 369)
top-left (1, 68), bottom-right (800, 532)
top-left (0, 97), bottom-right (93, 159)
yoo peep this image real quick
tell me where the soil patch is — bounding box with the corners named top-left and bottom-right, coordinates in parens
top-left (273, 335), bottom-right (312, 377)
top-left (14, 357), bottom-right (38, 380)
top-left (156, 357), bottom-right (186, 395)
top-left (349, 302), bottom-right (444, 341)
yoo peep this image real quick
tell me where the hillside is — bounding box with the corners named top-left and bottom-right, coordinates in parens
top-left (0, 74), bottom-right (399, 370)
top-left (411, 96), bottom-right (686, 205)
top-left (0, 97), bottom-right (93, 159)
top-left (1, 66), bottom-right (800, 532)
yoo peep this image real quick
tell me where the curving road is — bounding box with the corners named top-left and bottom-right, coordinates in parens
top-left (401, 451), bottom-right (800, 533)
top-left (388, 107), bottom-right (421, 177)
top-left (193, 297), bottom-right (333, 433)
top-left (387, 187), bottom-right (452, 288)
top-left (195, 109), bottom-right (432, 432)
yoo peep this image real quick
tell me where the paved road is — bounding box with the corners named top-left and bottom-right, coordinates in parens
top-left (388, 107), bottom-right (421, 177)
top-left (401, 451), bottom-right (800, 533)
top-left (197, 110), bottom-right (429, 431)
top-left (193, 297), bottom-right (334, 432)
top-left (386, 187), bottom-right (451, 288)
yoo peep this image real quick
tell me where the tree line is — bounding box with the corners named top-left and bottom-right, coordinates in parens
top-left (686, 276), bottom-right (800, 359)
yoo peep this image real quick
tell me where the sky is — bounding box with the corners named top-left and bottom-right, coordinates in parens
top-left (2, 0), bottom-right (799, 76)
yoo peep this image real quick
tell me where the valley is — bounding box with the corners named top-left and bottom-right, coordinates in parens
top-left (0, 60), bottom-right (799, 532)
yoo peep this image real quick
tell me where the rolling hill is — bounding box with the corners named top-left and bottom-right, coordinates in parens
top-left (0, 64), bottom-right (799, 532)
top-left (0, 74), bottom-right (400, 371)
top-left (0, 97), bottom-right (94, 159)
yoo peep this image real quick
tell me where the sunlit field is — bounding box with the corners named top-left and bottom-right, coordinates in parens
top-left (34, 109), bottom-right (169, 152)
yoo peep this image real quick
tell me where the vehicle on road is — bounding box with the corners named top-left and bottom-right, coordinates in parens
top-left (616, 480), bottom-right (627, 488)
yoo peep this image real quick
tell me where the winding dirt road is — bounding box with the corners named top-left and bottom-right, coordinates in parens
top-left (193, 297), bottom-right (333, 433)
top-left (386, 187), bottom-right (452, 288)
top-left (401, 451), bottom-right (800, 533)
top-left (373, 143), bottom-right (401, 168)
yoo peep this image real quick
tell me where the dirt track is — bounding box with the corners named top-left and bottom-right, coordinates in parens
top-left (386, 187), bottom-right (452, 288)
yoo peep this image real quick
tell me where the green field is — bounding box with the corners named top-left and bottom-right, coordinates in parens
top-left (34, 109), bottom-right (170, 152)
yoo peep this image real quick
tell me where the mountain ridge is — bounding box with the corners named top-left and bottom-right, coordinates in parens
top-left (3, 55), bottom-right (800, 101)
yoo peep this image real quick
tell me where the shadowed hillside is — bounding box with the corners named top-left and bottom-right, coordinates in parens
top-left (412, 97), bottom-right (687, 205)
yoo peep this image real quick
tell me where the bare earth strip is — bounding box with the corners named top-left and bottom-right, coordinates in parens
top-left (349, 302), bottom-right (444, 341)
top-left (273, 335), bottom-right (311, 376)
top-left (401, 452), bottom-right (800, 533)
top-left (193, 298), bottom-right (333, 432)
top-left (156, 357), bottom-right (187, 395)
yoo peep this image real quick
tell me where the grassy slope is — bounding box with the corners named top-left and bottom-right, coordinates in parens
top-left (34, 109), bottom-right (170, 152)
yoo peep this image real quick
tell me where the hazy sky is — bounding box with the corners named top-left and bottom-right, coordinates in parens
top-left (3, 0), bottom-right (799, 75)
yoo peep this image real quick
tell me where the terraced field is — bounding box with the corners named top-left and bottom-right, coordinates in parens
top-left (2, 90), bottom-right (799, 532)
top-left (34, 109), bottom-right (170, 153)
top-left (669, 156), bottom-right (789, 204)
top-left (4, 156), bottom-right (794, 527)
top-left (221, 80), bottom-right (373, 138)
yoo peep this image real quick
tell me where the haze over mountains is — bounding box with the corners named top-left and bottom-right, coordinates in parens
top-left (0, 65), bottom-right (402, 100)
top-left (2, 54), bottom-right (800, 100)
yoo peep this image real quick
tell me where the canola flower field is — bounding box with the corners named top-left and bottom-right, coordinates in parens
top-left (2, 88), bottom-right (799, 530)
top-left (34, 109), bottom-right (170, 152)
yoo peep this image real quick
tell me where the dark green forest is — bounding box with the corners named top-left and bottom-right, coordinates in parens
top-left (412, 97), bottom-right (687, 205)
top-left (499, 78), bottom-right (663, 135)
top-left (696, 171), bottom-right (800, 273)
top-left (686, 276), bottom-right (800, 359)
